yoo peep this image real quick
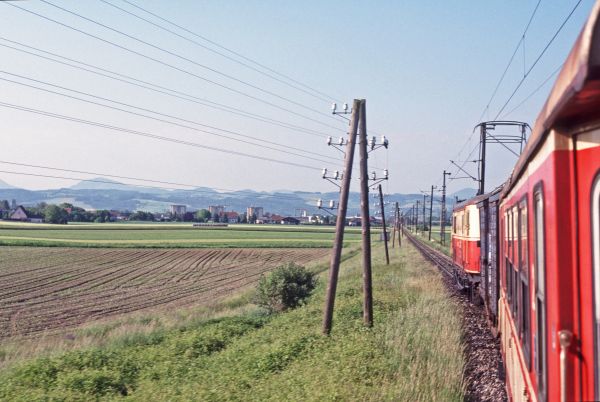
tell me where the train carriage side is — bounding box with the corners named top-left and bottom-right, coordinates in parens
top-left (497, 2), bottom-right (600, 400)
top-left (477, 188), bottom-right (502, 329)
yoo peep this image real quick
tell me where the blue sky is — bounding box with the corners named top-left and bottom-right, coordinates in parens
top-left (0, 0), bottom-right (595, 195)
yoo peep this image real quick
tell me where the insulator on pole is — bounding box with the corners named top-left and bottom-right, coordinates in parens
top-left (317, 199), bottom-right (323, 208)
top-left (322, 168), bottom-right (327, 178)
top-left (329, 200), bottom-right (335, 209)
top-left (327, 136), bottom-right (332, 146)
top-left (343, 103), bottom-right (348, 112)
top-left (331, 103), bottom-right (337, 113)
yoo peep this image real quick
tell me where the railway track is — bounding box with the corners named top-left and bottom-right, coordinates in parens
top-left (403, 229), bottom-right (508, 402)
top-left (403, 230), bottom-right (455, 278)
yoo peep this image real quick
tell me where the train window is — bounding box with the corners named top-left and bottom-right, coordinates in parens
top-left (519, 199), bottom-right (530, 366)
top-left (592, 176), bottom-right (600, 400)
top-left (534, 189), bottom-right (547, 401)
top-left (453, 216), bottom-right (457, 234)
top-left (466, 211), bottom-right (470, 236)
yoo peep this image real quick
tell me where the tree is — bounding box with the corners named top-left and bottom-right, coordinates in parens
top-left (183, 212), bottom-right (194, 222)
top-left (249, 213), bottom-right (257, 224)
top-left (254, 263), bottom-right (318, 313)
top-left (0, 200), bottom-right (9, 211)
top-left (129, 211), bottom-right (155, 221)
top-left (44, 205), bottom-right (68, 224)
top-left (195, 209), bottom-right (211, 222)
top-left (240, 213), bottom-right (247, 224)
top-left (212, 212), bottom-right (219, 222)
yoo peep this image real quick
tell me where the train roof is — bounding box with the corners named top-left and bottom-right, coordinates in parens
top-left (454, 185), bottom-right (504, 211)
top-left (503, 1), bottom-right (600, 196)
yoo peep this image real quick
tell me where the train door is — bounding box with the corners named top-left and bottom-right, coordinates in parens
top-left (574, 129), bottom-right (600, 400)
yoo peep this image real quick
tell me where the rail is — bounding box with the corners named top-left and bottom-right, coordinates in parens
top-left (404, 230), bottom-right (465, 290)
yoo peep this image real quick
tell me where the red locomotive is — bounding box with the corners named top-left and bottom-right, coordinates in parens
top-left (450, 2), bottom-right (600, 400)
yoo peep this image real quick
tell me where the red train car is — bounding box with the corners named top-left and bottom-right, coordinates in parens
top-left (496, 3), bottom-right (600, 401)
top-left (452, 196), bottom-right (483, 292)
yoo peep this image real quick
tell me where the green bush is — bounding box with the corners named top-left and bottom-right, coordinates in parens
top-left (254, 263), bottom-right (318, 313)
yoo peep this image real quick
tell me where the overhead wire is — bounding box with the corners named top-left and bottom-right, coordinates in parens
top-left (477, 0), bottom-right (542, 122)
top-left (100, 0), bottom-right (333, 104)
top-left (0, 38), bottom-right (335, 137)
top-left (0, 100), bottom-right (330, 171)
top-left (500, 63), bottom-right (563, 119)
top-left (0, 70), bottom-right (343, 166)
top-left (38, 0), bottom-right (337, 121)
top-left (120, 0), bottom-right (342, 103)
top-left (5, 1), bottom-right (344, 132)
top-left (493, 0), bottom-right (584, 120)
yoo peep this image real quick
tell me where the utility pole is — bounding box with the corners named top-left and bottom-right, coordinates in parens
top-left (441, 170), bottom-right (451, 246)
top-left (478, 123), bottom-right (486, 196)
top-left (358, 99), bottom-right (373, 327)
top-left (422, 194), bottom-right (427, 232)
top-left (391, 201), bottom-right (397, 248)
top-left (428, 185), bottom-right (435, 241)
top-left (415, 200), bottom-right (420, 234)
top-left (322, 99), bottom-right (360, 335)
top-left (397, 203), bottom-right (402, 247)
top-left (378, 184), bottom-right (389, 265)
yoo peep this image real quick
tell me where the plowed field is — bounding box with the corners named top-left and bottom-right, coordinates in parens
top-left (0, 247), bottom-right (330, 339)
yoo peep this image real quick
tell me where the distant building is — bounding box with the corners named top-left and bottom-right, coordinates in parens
top-left (208, 205), bottom-right (225, 215)
top-left (246, 206), bottom-right (263, 220)
top-left (282, 216), bottom-right (300, 225)
top-left (224, 211), bottom-right (239, 224)
top-left (10, 199), bottom-right (16, 209)
top-left (170, 204), bottom-right (187, 216)
top-left (9, 206), bottom-right (43, 223)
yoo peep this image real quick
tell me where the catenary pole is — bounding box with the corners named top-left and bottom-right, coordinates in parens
top-left (441, 170), bottom-right (451, 245)
top-left (428, 185), bottom-right (435, 241)
top-left (322, 99), bottom-right (360, 335)
top-left (358, 99), bottom-right (373, 327)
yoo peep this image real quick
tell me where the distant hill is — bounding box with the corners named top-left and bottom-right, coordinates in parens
top-left (0, 177), bottom-right (465, 217)
top-left (0, 179), bottom-right (18, 190)
top-left (69, 177), bottom-right (142, 191)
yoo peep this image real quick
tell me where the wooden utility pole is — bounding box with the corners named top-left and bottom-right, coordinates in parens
top-left (378, 184), bottom-right (389, 265)
top-left (322, 99), bottom-right (360, 335)
top-left (422, 194), bottom-right (427, 233)
top-left (415, 200), bottom-right (420, 234)
top-left (397, 203), bottom-right (402, 247)
top-left (428, 185), bottom-right (435, 241)
top-left (391, 201), bottom-right (397, 248)
top-left (358, 99), bottom-right (373, 327)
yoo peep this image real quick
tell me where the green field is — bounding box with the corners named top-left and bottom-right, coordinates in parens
top-left (0, 223), bottom-right (374, 248)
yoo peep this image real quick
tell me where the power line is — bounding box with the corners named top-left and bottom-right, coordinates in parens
top-left (120, 0), bottom-right (342, 103)
top-left (39, 0), bottom-right (336, 120)
top-left (100, 0), bottom-right (333, 104)
top-left (478, 0), bottom-right (542, 122)
top-left (0, 70), bottom-right (343, 166)
top-left (5, 1), bottom-right (343, 132)
top-left (0, 38), bottom-right (335, 137)
top-left (493, 0), bottom-right (584, 120)
top-left (0, 161), bottom-right (320, 202)
top-left (0, 100), bottom-right (327, 171)
top-left (500, 63), bottom-right (563, 119)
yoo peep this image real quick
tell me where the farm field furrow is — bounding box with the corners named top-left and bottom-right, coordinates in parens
top-left (0, 247), bottom-right (330, 339)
